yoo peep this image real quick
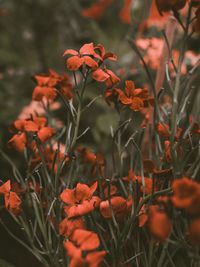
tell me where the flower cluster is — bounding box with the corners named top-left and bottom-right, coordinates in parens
top-left (8, 116), bottom-right (55, 152)
top-left (33, 69), bottom-right (73, 102)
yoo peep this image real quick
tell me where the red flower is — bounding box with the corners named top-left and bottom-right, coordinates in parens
top-left (60, 182), bottom-right (100, 218)
top-left (63, 229), bottom-right (106, 267)
top-left (77, 147), bottom-right (106, 177)
top-left (59, 217), bottom-right (85, 237)
top-left (171, 177), bottom-right (200, 215)
top-left (94, 44), bottom-right (117, 61)
top-left (92, 67), bottom-right (120, 88)
top-left (32, 69), bottom-right (60, 101)
top-left (119, 0), bottom-right (132, 24)
top-left (63, 43), bottom-right (100, 71)
top-left (115, 80), bottom-right (149, 111)
top-left (32, 69), bottom-right (73, 101)
top-left (8, 116), bottom-right (55, 152)
top-left (0, 180), bottom-right (10, 194)
top-left (0, 180), bottom-right (21, 215)
top-left (100, 196), bottom-right (128, 219)
top-left (81, 0), bottom-right (112, 20)
top-left (147, 205), bottom-right (172, 241)
top-left (125, 169), bottom-right (153, 194)
top-left (4, 191), bottom-right (22, 215)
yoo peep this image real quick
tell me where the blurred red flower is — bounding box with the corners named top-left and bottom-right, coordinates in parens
top-left (147, 205), bottom-right (172, 241)
top-left (81, 0), bottom-right (112, 20)
top-left (100, 196), bottom-right (128, 219)
top-left (172, 177), bottom-right (200, 215)
top-left (119, 0), bottom-right (132, 24)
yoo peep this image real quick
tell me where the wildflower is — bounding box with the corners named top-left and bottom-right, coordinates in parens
top-left (32, 69), bottom-right (60, 101)
top-left (8, 116), bottom-right (55, 152)
top-left (32, 69), bottom-right (73, 101)
top-left (147, 205), bottom-right (172, 241)
top-left (115, 80), bottom-right (149, 111)
top-left (0, 180), bottom-right (21, 215)
top-left (92, 67), bottom-right (120, 88)
top-left (63, 43), bottom-right (101, 71)
top-left (171, 177), bottom-right (200, 215)
top-left (64, 229), bottom-right (106, 267)
top-left (100, 196), bottom-right (128, 219)
top-left (95, 44), bottom-right (117, 61)
top-left (60, 182), bottom-right (100, 218)
top-left (59, 217), bottom-right (85, 237)
top-left (77, 147), bottom-right (106, 177)
top-left (125, 169), bottom-right (153, 194)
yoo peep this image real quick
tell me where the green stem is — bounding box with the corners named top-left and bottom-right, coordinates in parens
top-left (170, 3), bottom-right (193, 177)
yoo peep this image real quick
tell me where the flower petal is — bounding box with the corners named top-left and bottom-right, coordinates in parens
top-left (92, 68), bottom-right (110, 82)
top-left (37, 127), bottom-right (55, 142)
top-left (66, 56), bottom-right (84, 71)
top-left (72, 229), bottom-right (100, 250)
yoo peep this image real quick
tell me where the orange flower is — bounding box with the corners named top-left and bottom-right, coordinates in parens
top-left (32, 69), bottom-right (73, 101)
top-left (0, 180), bottom-right (10, 194)
top-left (92, 67), bottom-right (120, 88)
top-left (81, 0), bottom-right (112, 20)
top-left (4, 191), bottom-right (22, 215)
top-left (32, 69), bottom-right (60, 101)
top-left (8, 116), bottom-right (55, 152)
top-left (100, 196), bottom-right (128, 219)
top-left (156, 0), bottom-right (187, 15)
top-left (95, 43), bottom-right (117, 61)
top-left (115, 80), bottom-right (149, 111)
top-left (59, 217), bottom-right (85, 237)
top-left (64, 229), bottom-right (106, 267)
top-left (77, 147), bottom-right (106, 177)
top-left (188, 217), bottom-right (200, 245)
top-left (147, 205), bottom-right (172, 241)
top-left (0, 180), bottom-right (21, 215)
top-left (119, 0), bottom-right (132, 24)
top-left (171, 177), bottom-right (200, 215)
top-left (63, 43), bottom-right (101, 71)
top-left (125, 169), bottom-right (153, 194)
top-left (60, 182), bottom-right (100, 218)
